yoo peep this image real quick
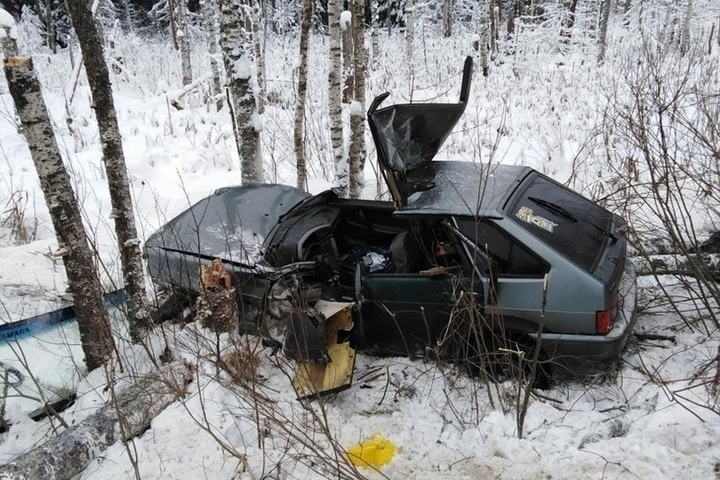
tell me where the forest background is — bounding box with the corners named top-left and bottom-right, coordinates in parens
top-left (1, 0), bottom-right (720, 479)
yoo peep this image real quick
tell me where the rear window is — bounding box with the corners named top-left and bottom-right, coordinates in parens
top-left (508, 175), bottom-right (612, 272)
top-left (456, 219), bottom-right (548, 277)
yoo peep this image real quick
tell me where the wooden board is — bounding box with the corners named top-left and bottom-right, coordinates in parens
top-left (292, 301), bottom-right (356, 399)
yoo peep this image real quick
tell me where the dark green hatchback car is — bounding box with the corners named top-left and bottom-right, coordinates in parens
top-left (145, 58), bottom-right (637, 383)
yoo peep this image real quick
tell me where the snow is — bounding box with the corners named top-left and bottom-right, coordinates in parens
top-left (340, 10), bottom-right (352, 30)
top-left (0, 8), bottom-right (18, 40)
top-left (348, 99), bottom-right (363, 116)
top-left (232, 55), bottom-right (252, 80)
top-left (1, 3), bottom-right (720, 479)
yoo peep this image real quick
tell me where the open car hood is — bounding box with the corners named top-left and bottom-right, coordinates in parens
top-left (368, 56), bottom-right (473, 206)
top-left (145, 184), bottom-right (309, 267)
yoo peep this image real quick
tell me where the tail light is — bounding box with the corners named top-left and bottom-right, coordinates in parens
top-left (596, 295), bottom-right (619, 334)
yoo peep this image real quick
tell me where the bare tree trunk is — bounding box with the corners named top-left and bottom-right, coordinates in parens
top-left (477, 0), bottom-right (490, 77)
top-left (0, 364), bottom-right (191, 480)
top-left (328, 0), bottom-right (346, 197)
top-left (199, 0), bottom-right (224, 111)
top-left (348, 0), bottom-right (366, 199)
top-left (560, 0), bottom-right (579, 44)
top-left (3, 55), bottom-right (113, 371)
top-left (168, 0), bottom-right (178, 50)
top-left (252, 0), bottom-right (267, 113)
top-left (369, 0), bottom-right (379, 70)
top-left (442, 0), bottom-right (453, 38)
top-left (490, 1), bottom-right (499, 54)
top-left (294, 0), bottom-right (312, 191)
top-left (597, 0), bottom-right (611, 64)
top-left (405, 0), bottom-right (415, 95)
top-left (45, 0), bottom-right (56, 53)
top-left (680, 0), bottom-right (693, 56)
top-left (176, 0), bottom-right (192, 85)
top-left (341, 9), bottom-right (354, 104)
top-left (66, 0), bottom-right (150, 342)
top-left (218, 0), bottom-right (264, 184)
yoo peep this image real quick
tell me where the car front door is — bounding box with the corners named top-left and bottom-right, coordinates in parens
top-left (367, 57), bottom-right (473, 207)
top-left (353, 223), bottom-right (484, 357)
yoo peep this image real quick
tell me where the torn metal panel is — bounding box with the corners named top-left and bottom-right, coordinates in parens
top-left (293, 301), bottom-right (356, 399)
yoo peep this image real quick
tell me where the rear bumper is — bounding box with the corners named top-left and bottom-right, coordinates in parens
top-left (531, 262), bottom-right (638, 377)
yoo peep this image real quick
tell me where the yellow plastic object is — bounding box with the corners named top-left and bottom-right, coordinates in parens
top-left (346, 435), bottom-right (396, 469)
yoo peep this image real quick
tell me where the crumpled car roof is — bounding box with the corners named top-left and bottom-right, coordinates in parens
top-left (145, 184), bottom-right (309, 266)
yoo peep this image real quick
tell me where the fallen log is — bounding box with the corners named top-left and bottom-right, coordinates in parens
top-left (631, 253), bottom-right (720, 278)
top-left (0, 363), bottom-right (192, 480)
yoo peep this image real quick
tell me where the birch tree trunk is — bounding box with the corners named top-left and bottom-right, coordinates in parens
top-left (477, 0), bottom-right (490, 77)
top-left (405, 0), bottom-right (414, 95)
top-left (0, 363), bottom-right (191, 480)
top-left (294, 0), bottom-right (312, 191)
top-left (491, 2), bottom-right (499, 54)
top-left (597, 0), bottom-right (611, 64)
top-left (348, 0), bottom-right (366, 199)
top-left (252, 0), bottom-right (266, 113)
top-left (66, 0), bottom-right (150, 342)
top-left (341, 9), bottom-right (354, 104)
top-left (369, 0), bottom-right (379, 70)
top-left (200, 0), bottom-right (224, 111)
top-left (442, 0), bottom-right (453, 38)
top-left (328, 0), bottom-right (346, 197)
top-left (3, 55), bottom-right (113, 371)
top-left (176, 0), bottom-right (192, 86)
top-left (218, 0), bottom-right (264, 184)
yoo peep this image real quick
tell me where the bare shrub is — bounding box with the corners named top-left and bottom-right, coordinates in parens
top-left (600, 32), bottom-right (720, 390)
top-left (0, 189), bottom-right (37, 245)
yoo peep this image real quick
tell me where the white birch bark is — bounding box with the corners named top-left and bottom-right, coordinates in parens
top-left (176, 0), bottom-right (192, 86)
top-left (294, 0), bottom-right (312, 191)
top-left (199, 0), bottom-right (224, 111)
top-left (3, 54), bottom-right (113, 370)
top-left (328, 0), bottom-right (346, 197)
top-left (218, 0), bottom-right (264, 184)
top-left (491, 3), bottom-right (499, 54)
top-left (252, 0), bottom-right (267, 113)
top-left (341, 9), bottom-right (354, 104)
top-left (66, 0), bottom-right (150, 342)
top-left (477, 0), bottom-right (490, 77)
top-left (348, 0), bottom-right (366, 199)
top-left (405, 0), bottom-right (414, 94)
top-left (0, 364), bottom-right (191, 480)
top-left (369, 0), bottom-right (380, 70)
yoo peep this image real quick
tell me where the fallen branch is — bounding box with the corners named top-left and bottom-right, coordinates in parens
top-left (632, 332), bottom-right (677, 343)
top-left (0, 363), bottom-right (192, 480)
top-left (631, 254), bottom-right (720, 278)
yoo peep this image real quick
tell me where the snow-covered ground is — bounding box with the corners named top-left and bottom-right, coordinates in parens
top-left (1, 3), bottom-right (720, 479)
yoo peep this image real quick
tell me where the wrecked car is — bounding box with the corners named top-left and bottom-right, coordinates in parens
top-left (145, 57), bottom-right (637, 391)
